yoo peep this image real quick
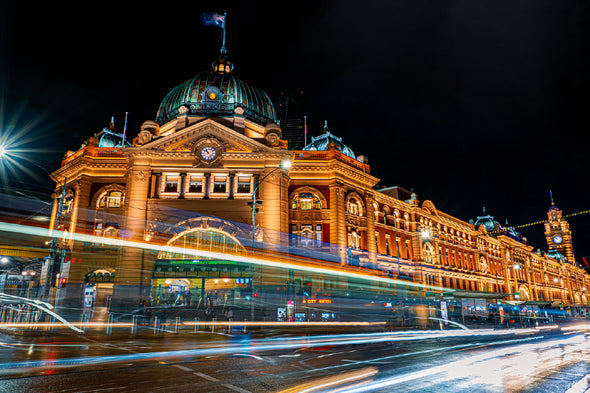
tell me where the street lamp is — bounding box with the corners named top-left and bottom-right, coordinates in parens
top-left (249, 159), bottom-right (292, 248)
top-left (248, 159), bottom-right (291, 323)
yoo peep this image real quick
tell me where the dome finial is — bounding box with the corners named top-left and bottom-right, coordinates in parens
top-left (550, 189), bottom-right (555, 206)
top-left (482, 206), bottom-right (486, 214)
top-left (324, 120), bottom-right (329, 133)
top-left (201, 12), bottom-right (233, 74)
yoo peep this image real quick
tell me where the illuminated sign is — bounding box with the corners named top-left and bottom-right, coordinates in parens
top-left (302, 299), bottom-right (332, 304)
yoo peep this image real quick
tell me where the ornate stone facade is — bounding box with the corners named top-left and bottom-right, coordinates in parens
top-left (49, 52), bottom-right (590, 311)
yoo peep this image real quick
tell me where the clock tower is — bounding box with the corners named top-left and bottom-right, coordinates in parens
top-left (544, 192), bottom-right (575, 264)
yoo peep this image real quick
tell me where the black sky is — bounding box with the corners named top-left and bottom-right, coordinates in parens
top-left (2, 1), bottom-right (589, 258)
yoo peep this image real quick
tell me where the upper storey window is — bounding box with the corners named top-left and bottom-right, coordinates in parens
top-left (237, 176), bottom-right (251, 194)
top-left (292, 192), bottom-right (321, 210)
top-left (213, 176), bottom-right (227, 194)
top-left (347, 201), bottom-right (361, 216)
top-left (188, 176), bottom-right (203, 193)
top-left (164, 175), bottom-right (179, 193)
top-left (98, 191), bottom-right (123, 208)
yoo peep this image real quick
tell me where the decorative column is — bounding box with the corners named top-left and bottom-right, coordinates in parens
top-left (365, 195), bottom-right (377, 263)
top-left (203, 173), bottom-right (211, 199)
top-left (153, 173), bottom-right (161, 198)
top-left (500, 248), bottom-right (513, 295)
top-left (61, 176), bottom-right (92, 310)
top-left (258, 168), bottom-right (287, 246)
top-left (228, 173), bottom-right (235, 200)
top-left (329, 183), bottom-right (347, 264)
top-left (112, 167), bottom-right (151, 311)
top-left (178, 173), bottom-right (186, 199)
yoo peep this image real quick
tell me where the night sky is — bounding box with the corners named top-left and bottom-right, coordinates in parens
top-left (2, 1), bottom-right (589, 258)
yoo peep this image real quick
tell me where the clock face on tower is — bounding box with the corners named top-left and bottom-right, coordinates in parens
top-left (200, 146), bottom-right (217, 161)
top-left (553, 235), bottom-right (563, 244)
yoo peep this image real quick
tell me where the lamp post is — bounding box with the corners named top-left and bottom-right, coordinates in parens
top-left (249, 160), bottom-right (292, 248)
top-left (43, 177), bottom-right (68, 301)
top-left (248, 159), bottom-right (291, 322)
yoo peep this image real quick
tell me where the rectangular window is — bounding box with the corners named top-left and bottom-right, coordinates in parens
top-left (213, 176), bottom-right (227, 193)
top-left (300, 224), bottom-right (313, 247)
top-left (316, 224), bottom-right (322, 247)
top-left (385, 236), bottom-right (390, 256)
top-left (164, 176), bottom-right (178, 193)
top-left (188, 177), bottom-right (203, 193)
top-left (290, 224), bottom-right (298, 246)
top-left (237, 176), bottom-right (251, 193)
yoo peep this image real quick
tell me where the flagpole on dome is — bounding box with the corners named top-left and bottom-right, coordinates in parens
top-left (221, 11), bottom-right (228, 56)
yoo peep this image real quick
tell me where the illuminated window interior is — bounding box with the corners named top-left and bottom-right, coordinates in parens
top-left (213, 176), bottom-right (227, 193)
top-left (293, 192), bottom-right (321, 210)
top-left (98, 190), bottom-right (123, 208)
top-left (164, 176), bottom-right (178, 193)
top-left (237, 176), bottom-right (251, 193)
top-left (188, 177), bottom-right (203, 193)
top-left (158, 228), bottom-right (243, 260)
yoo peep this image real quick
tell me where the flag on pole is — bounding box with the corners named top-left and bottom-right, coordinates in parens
top-left (201, 13), bottom-right (226, 28)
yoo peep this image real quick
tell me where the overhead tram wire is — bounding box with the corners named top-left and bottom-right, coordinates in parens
top-left (486, 208), bottom-right (590, 235)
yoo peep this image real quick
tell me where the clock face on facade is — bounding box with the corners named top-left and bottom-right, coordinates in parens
top-left (553, 235), bottom-right (563, 244)
top-left (200, 146), bottom-right (217, 161)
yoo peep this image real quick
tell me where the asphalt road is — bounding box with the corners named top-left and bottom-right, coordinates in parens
top-left (1, 326), bottom-right (590, 392)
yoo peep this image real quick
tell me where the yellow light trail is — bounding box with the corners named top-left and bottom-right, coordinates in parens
top-left (0, 222), bottom-right (448, 293)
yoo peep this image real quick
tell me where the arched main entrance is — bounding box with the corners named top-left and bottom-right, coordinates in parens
top-left (152, 218), bottom-right (253, 308)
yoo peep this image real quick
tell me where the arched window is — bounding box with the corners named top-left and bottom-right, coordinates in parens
top-left (158, 228), bottom-right (243, 260)
top-left (300, 225), bottom-right (314, 247)
top-left (103, 226), bottom-right (119, 238)
top-left (423, 243), bottom-right (435, 264)
top-left (292, 192), bottom-right (322, 210)
top-left (348, 230), bottom-right (361, 249)
top-left (348, 200), bottom-right (360, 216)
top-left (98, 191), bottom-right (123, 208)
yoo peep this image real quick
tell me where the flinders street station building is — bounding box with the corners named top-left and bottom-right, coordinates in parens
top-left (46, 47), bottom-right (590, 320)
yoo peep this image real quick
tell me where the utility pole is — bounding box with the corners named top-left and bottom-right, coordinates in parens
top-left (43, 177), bottom-right (67, 301)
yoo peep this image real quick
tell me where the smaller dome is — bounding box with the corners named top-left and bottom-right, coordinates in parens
top-left (302, 121), bottom-right (356, 159)
top-left (96, 121), bottom-right (131, 148)
top-left (547, 249), bottom-right (567, 263)
top-left (473, 214), bottom-right (500, 232)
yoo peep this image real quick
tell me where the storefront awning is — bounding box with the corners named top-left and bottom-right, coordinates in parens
top-left (520, 301), bottom-right (553, 306)
top-left (451, 290), bottom-right (510, 299)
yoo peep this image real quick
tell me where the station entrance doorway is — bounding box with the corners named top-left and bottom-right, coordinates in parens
top-left (151, 223), bottom-right (253, 309)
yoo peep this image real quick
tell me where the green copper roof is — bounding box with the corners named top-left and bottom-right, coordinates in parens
top-left (302, 121), bottom-right (356, 159)
top-left (156, 71), bottom-right (276, 126)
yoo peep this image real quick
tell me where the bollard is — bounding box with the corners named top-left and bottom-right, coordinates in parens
top-left (106, 313), bottom-right (113, 336)
top-left (212, 318), bottom-right (216, 333)
top-left (80, 314), bottom-right (87, 335)
top-left (227, 318), bottom-right (232, 334)
top-left (194, 317), bottom-right (199, 334)
top-left (131, 315), bottom-right (137, 336)
top-left (244, 318), bottom-right (247, 334)
top-left (153, 316), bottom-right (159, 335)
top-left (175, 317), bottom-right (180, 334)
top-left (33, 310), bottom-right (41, 330)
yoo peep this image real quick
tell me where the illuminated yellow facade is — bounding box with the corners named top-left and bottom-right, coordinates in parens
top-left (49, 53), bottom-right (590, 311)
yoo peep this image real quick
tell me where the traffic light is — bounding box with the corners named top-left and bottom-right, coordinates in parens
top-left (303, 280), bottom-right (312, 296)
top-left (247, 200), bottom-right (263, 213)
top-left (60, 277), bottom-right (68, 287)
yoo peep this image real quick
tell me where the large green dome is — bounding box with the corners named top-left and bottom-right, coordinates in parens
top-left (156, 63), bottom-right (276, 126)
